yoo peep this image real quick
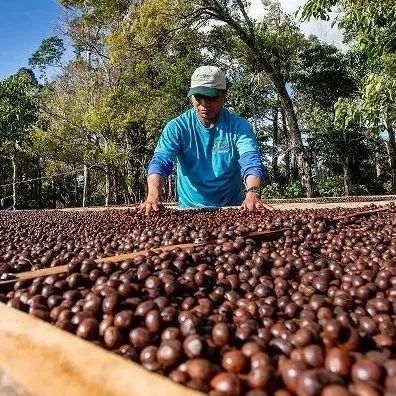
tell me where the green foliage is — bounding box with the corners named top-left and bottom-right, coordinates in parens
top-left (316, 175), bottom-right (345, 196)
top-left (301, 0), bottom-right (396, 132)
top-left (299, 0), bottom-right (336, 21)
top-left (316, 175), bottom-right (377, 196)
top-left (262, 182), bottom-right (303, 199)
top-left (261, 183), bottom-right (283, 199)
top-left (0, 73), bottom-right (39, 145)
top-left (28, 37), bottom-right (65, 78)
top-left (283, 182), bottom-right (304, 198)
top-left (0, 71), bottom-right (40, 207)
top-left (335, 72), bottom-right (396, 130)
top-left (293, 36), bottom-right (357, 107)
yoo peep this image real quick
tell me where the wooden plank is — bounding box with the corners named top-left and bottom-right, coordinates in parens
top-left (332, 206), bottom-right (389, 222)
top-left (0, 242), bottom-right (206, 286)
top-left (95, 242), bottom-right (207, 263)
top-left (249, 228), bottom-right (290, 240)
top-left (0, 303), bottom-right (202, 396)
top-left (0, 265), bottom-right (68, 286)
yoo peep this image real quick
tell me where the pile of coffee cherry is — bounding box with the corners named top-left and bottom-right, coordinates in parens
top-left (2, 204), bottom-right (396, 395)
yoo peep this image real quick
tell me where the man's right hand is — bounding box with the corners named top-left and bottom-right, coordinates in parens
top-left (139, 195), bottom-right (164, 214)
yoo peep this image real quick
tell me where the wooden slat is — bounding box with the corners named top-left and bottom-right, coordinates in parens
top-left (95, 241), bottom-right (207, 263)
top-left (0, 242), bottom-right (206, 286)
top-left (10, 265), bottom-right (67, 280)
top-left (248, 228), bottom-right (290, 240)
top-left (332, 206), bottom-right (389, 222)
top-left (0, 303), bottom-right (202, 396)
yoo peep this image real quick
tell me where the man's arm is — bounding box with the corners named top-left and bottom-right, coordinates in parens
top-left (141, 173), bottom-right (165, 214)
top-left (241, 174), bottom-right (272, 212)
top-left (140, 122), bottom-right (180, 214)
top-left (236, 122), bottom-right (272, 212)
top-left (140, 154), bottom-right (173, 214)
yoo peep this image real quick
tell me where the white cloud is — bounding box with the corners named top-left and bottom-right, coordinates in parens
top-left (249, 0), bottom-right (348, 51)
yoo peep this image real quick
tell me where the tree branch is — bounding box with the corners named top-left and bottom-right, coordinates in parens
top-left (235, 0), bottom-right (255, 38)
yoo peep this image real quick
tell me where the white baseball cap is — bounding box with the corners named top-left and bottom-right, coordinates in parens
top-left (187, 66), bottom-right (227, 97)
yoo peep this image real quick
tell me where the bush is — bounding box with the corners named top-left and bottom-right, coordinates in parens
top-left (316, 176), bottom-right (345, 197)
top-left (261, 183), bottom-right (283, 199)
top-left (383, 180), bottom-right (393, 194)
top-left (351, 183), bottom-right (369, 196)
top-left (262, 182), bottom-right (303, 199)
top-left (282, 182), bottom-right (303, 198)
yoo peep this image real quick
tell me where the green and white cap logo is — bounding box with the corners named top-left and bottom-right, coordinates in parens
top-left (188, 66), bottom-right (227, 98)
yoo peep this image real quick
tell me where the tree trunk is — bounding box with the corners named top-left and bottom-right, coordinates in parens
top-left (272, 107), bottom-right (279, 183)
top-left (82, 163), bottom-right (90, 207)
top-left (374, 139), bottom-right (382, 179)
top-left (115, 170), bottom-right (120, 204)
top-left (105, 165), bottom-right (111, 207)
top-left (342, 159), bottom-right (351, 196)
top-left (124, 136), bottom-right (135, 202)
top-left (374, 140), bottom-right (381, 179)
top-left (11, 153), bottom-right (17, 210)
top-left (312, 147), bottom-right (320, 178)
top-left (274, 80), bottom-right (314, 197)
top-left (51, 177), bottom-right (56, 209)
top-left (342, 130), bottom-right (351, 196)
top-left (36, 158), bottom-right (42, 208)
top-left (125, 165), bottom-right (134, 203)
top-left (120, 173), bottom-right (132, 204)
top-left (73, 164), bottom-right (79, 205)
top-left (386, 122), bottom-right (396, 192)
top-left (280, 108), bottom-right (291, 183)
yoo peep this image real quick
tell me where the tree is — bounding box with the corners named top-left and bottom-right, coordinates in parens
top-left (28, 36), bottom-right (66, 80)
top-left (31, 0), bottom-right (206, 205)
top-left (301, 0), bottom-right (396, 191)
top-left (0, 71), bottom-right (39, 209)
top-left (292, 37), bottom-right (360, 195)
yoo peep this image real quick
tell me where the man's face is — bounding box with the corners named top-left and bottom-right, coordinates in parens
top-left (191, 92), bottom-right (226, 124)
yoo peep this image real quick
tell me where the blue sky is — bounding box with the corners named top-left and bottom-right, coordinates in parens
top-left (0, 0), bottom-right (62, 79)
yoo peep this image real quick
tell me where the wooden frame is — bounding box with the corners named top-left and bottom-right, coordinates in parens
top-left (0, 303), bottom-right (202, 396)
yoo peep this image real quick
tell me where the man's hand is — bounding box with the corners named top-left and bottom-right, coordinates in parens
top-left (139, 194), bottom-right (164, 215)
top-left (140, 174), bottom-right (165, 214)
top-left (240, 192), bottom-right (273, 212)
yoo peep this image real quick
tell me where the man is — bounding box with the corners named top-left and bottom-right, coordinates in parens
top-left (140, 65), bottom-right (271, 213)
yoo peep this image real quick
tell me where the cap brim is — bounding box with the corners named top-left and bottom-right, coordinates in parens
top-left (187, 86), bottom-right (222, 98)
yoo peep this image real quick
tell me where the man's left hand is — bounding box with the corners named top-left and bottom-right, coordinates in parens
top-left (240, 192), bottom-right (273, 212)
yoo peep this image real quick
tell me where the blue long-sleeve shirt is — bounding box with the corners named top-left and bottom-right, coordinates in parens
top-left (148, 107), bottom-right (264, 207)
